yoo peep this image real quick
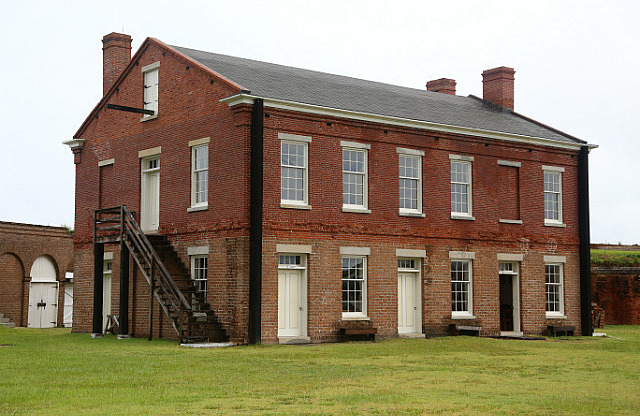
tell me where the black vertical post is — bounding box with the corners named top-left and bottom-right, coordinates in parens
top-left (248, 98), bottom-right (264, 345)
top-left (578, 146), bottom-right (593, 336)
top-left (92, 242), bottom-right (105, 337)
top-left (118, 243), bottom-right (130, 339)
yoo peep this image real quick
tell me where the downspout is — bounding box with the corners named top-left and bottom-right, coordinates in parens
top-left (578, 146), bottom-right (593, 336)
top-left (248, 98), bottom-right (264, 344)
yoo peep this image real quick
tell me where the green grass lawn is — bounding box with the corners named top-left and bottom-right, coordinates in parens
top-left (591, 249), bottom-right (640, 267)
top-left (1, 326), bottom-right (638, 415)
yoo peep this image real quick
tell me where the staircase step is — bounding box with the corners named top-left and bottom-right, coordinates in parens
top-left (0, 318), bottom-right (9, 323)
top-left (0, 322), bottom-right (16, 328)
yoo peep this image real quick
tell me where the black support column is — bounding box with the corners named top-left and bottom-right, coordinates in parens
top-left (248, 98), bottom-right (264, 345)
top-left (118, 243), bottom-right (130, 339)
top-left (578, 145), bottom-right (593, 336)
top-left (92, 242), bottom-right (105, 337)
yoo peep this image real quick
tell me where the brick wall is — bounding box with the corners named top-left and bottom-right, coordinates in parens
top-left (71, 38), bottom-right (583, 342)
top-left (592, 268), bottom-right (640, 325)
top-left (0, 222), bottom-right (74, 326)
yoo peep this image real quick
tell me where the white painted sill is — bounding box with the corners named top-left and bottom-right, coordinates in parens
top-left (499, 219), bottom-right (523, 224)
top-left (341, 315), bottom-right (371, 321)
top-left (451, 314), bottom-right (476, 320)
top-left (187, 205), bottom-right (208, 213)
top-left (545, 313), bottom-right (567, 320)
top-left (451, 214), bottom-right (475, 221)
top-left (544, 221), bottom-right (566, 228)
top-left (399, 210), bottom-right (426, 218)
top-left (140, 114), bottom-right (158, 122)
top-left (280, 203), bottom-right (312, 210)
top-left (342, 207), bottom-right (372, 214)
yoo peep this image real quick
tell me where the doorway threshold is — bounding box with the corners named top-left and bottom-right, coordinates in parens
top-left (500, 331), bottom-right (524, 338)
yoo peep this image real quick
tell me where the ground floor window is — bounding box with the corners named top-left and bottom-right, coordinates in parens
top-left (190, 255), bottom-right (207, 310)
top-left (451, 259), bottom-right (472, 317)
top-left (545, 263), bottom-right (564, 317)
top-left (342, 256), bottom-right (366, 318)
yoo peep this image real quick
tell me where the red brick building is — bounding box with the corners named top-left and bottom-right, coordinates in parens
top-left (65, 33), bottom-right (595, 344)
top-left (0, 222), bottom-right (74, 328)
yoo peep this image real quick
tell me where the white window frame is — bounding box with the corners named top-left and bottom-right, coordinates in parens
top-left (449, 251), bottom-right (475, 319)
top-left (545, 262), bottom-right (565, 318)
top-left (280, 133), bottom-right (311, 209)
top-left (450, 155), bottom-right (474, 220)
top-left (190, 254), bottom-right (208, 311)
top-left (341, 141), bottom-right (370, 213)
top-left (340, 248), bottom-right (369, 319)
top-left (397, 147), bottom-right (425, 217)
top-left (189, 138), bottom-right (210, 211)
top-left (543, 166), bottom-right (564, 226)
top-left (141, 62), bottom-right (159, 121)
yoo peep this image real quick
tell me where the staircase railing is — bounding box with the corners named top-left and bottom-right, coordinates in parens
top-left (94, 206), bottom-right (192, 342)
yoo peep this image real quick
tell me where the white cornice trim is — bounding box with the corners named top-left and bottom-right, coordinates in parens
top-left (220, 94), bottom-right (594, 151)
top-left (63, 138), bottom-right (85, 149)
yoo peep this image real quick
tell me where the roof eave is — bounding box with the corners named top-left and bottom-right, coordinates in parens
top-left (221, 93), bottom-right (595, 151)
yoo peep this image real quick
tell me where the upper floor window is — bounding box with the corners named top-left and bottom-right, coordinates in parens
top-left (191, 144), bottom-right (208, 208)
top-left (543, 166), bottom-right (564, 226)
top-left (450, 155), bottom-right (474, 219)
top-left (142, 62), bottom-right (159, 120)
top-left (280, 133), bottom-right (311, 208)
top-left (397, 147), bottom-right (424, 217)
top-left (341, 141), bottom-right (370, 212)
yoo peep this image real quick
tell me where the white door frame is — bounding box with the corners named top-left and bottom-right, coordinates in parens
top-left (141, 156), bottom-right (160, 232)
top-left (499, 262), bottom-right (522, 336)
top-left (277, 254), bottom-right (308, 342)
top-left (398, 258), bottom-right (422, 336)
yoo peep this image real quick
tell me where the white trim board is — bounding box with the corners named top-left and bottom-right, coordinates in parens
top-left (221, 94), bottom-right (595, 151)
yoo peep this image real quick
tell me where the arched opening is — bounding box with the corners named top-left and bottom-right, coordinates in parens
top-left (0, 253), bottom-right (25, 326)
top-left (28, 255), bottom-right (59, 328)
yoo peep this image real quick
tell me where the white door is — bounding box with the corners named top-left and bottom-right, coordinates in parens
top-left (398, 272), bottom-right (420, 334)
top-left (102, 260), bottom-right (113, 332)
top-left (278, 269), bottom-right (304, 337)
top-left (141, 157), bottom-right (160, 232)
top-left (63, 283), bottom-right (73, 328)
top-left (28, 256), bottom-right (58, 328)
top-left (28, 282), bottom-right (59, 328)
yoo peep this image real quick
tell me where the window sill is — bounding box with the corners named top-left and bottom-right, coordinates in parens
top-left (451, 314), bottom-right (476, 320)
top-left (281, 203), bottom-right (312, 210)
top-left (399, 210), bottom-right (425, 218)
top-left (451, 214), bottom-right (475, 221)
top-left (342, 207), bottom-right (371, 214)
top-left (187, 205), bottom-right (208, 213)
top-left (140, 114), bottom-right (158, 122)
top-left (341, 315), bottom-right (370, 321)
top-left (499, 219), bottom-right (523, 224)
top-left (544, 222), bottom-right (566, 228)
top-left (546, 313), bottom-right (567, 320)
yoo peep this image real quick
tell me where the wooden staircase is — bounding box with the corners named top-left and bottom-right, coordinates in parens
top-left (94, 206), bottom-right (228, 343)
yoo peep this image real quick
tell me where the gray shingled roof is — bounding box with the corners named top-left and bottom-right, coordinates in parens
top-left (173, 45), bottom-right (584, 145)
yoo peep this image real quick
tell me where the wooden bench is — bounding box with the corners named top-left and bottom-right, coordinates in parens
top-left (449, 324), bottom-right (481, 336)
top-left (339, 321), bottom-right (377, 341)
top-left (547, 325), bottom-right (575, 337)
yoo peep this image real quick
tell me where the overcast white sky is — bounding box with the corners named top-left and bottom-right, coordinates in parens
top-left (0, 1), bottom-right (638, 244)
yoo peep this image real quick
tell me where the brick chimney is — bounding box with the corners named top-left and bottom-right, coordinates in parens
top-left (426, 78), bottom-right (456, 95)
top-left (482, 66), bottom-right (515, 110)
top-left (102, 32), bottom-right (132, 95)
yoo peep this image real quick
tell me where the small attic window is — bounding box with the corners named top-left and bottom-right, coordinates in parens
top-left (141, 61), bottom-right (160, 121)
